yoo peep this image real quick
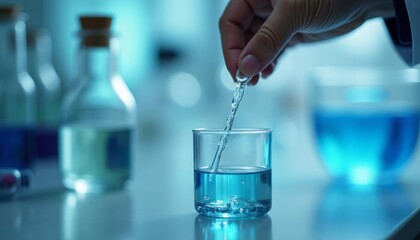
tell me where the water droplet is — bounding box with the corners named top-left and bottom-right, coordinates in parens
top-left (204, 195), bottom-right (210, 201)
top-left (236, 70), bottom-right (252, 83)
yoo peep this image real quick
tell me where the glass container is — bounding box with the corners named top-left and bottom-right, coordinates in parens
top-left (193, 128), bottom-right (272, 218)
top-left (0, 5), bottom-right (36, 170)
top-left (60, 16), bottom-right (137, 193)
top-left (27, 28), bottom-right (61, 159)
top-left (310, 67), bottom-right (420, 185)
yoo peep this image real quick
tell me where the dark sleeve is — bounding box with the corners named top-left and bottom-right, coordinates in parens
top-left (385, 0), bottom-right (413, 65)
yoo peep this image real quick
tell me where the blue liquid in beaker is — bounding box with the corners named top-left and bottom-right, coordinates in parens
top-left (313, 109), bottom-right (419, 184)
top-left (195, 166), bottom-right (271, 218)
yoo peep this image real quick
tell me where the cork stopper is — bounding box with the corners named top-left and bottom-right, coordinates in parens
top-left (0, 5), bottom-right (20, 18)
top-left (80, 16), bottom-right (112, 29)
top-left (79, 16), bottom-right (113, 47)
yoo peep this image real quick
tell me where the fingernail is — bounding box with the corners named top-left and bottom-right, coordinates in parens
top-left (240, 54), bottom-right (261, 76)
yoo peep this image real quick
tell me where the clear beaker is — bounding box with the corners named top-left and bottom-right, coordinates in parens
top-left (193, 128), bottom-right (272, 218)
top-left (310, 67), bottom-right (420, 185)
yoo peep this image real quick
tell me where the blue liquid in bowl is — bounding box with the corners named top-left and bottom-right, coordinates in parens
top-left (313, 109), bottom-right (419, 185)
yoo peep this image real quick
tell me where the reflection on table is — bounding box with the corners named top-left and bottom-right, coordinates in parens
top-left (311, 183), bottom-right (415, 240)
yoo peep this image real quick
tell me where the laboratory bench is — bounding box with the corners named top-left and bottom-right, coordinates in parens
top-left (1, 133), bottom-right (420, 240)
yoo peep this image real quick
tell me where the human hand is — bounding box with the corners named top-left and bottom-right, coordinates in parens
top-left (219, 0), bottom-right (395, 85)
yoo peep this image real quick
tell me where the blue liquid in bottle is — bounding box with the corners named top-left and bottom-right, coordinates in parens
top-left (0, 126), bottom-right (34, 169)
top-left (195, 166), bottom-right (271, 218)
top-left (313, 109), bottom-right (419, 184)
top-left (35, 127), bottom-right (58, 160)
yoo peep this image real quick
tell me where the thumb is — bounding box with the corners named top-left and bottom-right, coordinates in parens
top-left (238, 4), bottom-right (296, 76)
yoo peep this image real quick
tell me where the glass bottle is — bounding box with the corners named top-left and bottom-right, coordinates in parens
top-left (60, 16), bottom-right (137, 193)
top-left (0, 5), bottom-right (36, 170)
top-left (27, 28), bottom-right (61, 160)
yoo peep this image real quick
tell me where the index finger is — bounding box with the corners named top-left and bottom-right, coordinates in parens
top-left (219, 0), bottom-right (254, 80)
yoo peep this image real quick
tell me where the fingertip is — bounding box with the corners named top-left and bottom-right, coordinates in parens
top-left (225, 49), bottom-right (242, 83)
top-left (239, 54), bottom-right (262, 76)
top-left (247, 75), bottom-right (259, 86)
top-left (261, 63), bottom-right (275, 78)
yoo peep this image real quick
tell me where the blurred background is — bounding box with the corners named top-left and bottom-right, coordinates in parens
top-left (2, 1), bottom-right (420, 239)
top-left (6, 0), bottom-right (419, 181)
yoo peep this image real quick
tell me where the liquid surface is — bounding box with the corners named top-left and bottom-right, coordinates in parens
top-left (195, 166), bottom-right (271, 218)
top-left (60, 123), bottom-right (132, 193)
top-left (313, 109), bottom-right (419, 184)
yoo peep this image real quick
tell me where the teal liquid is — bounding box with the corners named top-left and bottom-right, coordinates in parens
top-left (60, 124), bottom-right (132, 193)
top-left (314, 109), bottom-right (419, 184)
top-left (195, 166), bottom-right (271, 218)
